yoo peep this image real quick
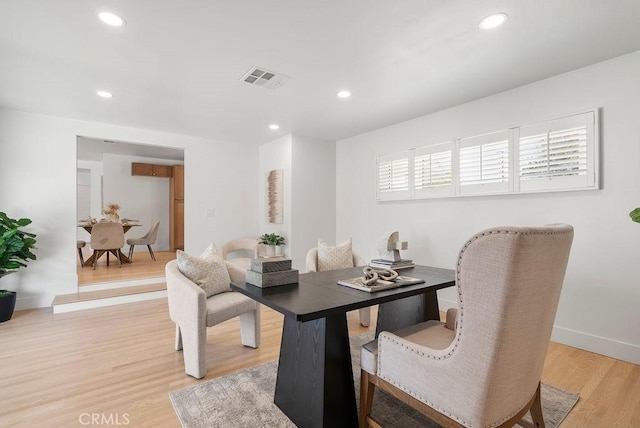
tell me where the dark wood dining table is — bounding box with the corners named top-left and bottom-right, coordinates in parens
top-left (77, 222), bottom-right (142, 267)
top-left (231, 264), bottom-right (456, 428)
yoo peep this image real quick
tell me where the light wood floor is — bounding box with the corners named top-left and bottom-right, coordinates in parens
top-left (0, 301), bottom-right (638, 427)
top-left (77, 251), bottom-right (175, 286)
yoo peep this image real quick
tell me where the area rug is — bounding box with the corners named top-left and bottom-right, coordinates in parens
top-left (170, 332), bottom-right (579, 427)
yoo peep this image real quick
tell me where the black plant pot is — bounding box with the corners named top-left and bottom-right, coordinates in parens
top-left (0, 291), bottom-right (17, 323)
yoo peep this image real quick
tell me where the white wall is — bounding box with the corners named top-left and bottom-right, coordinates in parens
top-left (336, 50), bottom-right (640, 364)
top-left (258, 135), bottom-right (292, 257)
top-left (0, 109), bottom-right (258, 310)
top-left (291, 135), bottom-right (336, 271)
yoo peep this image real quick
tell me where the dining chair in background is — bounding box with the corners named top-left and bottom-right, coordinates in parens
top-left (127, 221), bottom-right (160, 262)
top-left (359, 224), bottom-right (574, 428)
top-left (90, 222), bottom-right (126, 270)
top-left (221, 238), bottom-right (259, 271)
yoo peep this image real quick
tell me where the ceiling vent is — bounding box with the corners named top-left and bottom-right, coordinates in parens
top-left (241, 67), bottom-right (289, 90)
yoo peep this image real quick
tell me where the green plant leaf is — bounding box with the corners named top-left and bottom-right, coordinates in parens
top-left (630, 208), bottom-right (640, 223)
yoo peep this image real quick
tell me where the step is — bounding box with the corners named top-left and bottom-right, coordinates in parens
top-left (52, 282), bottom-right (167, 314)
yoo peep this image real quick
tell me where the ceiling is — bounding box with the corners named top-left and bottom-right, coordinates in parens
top-left (2, 1), bottom-right (640, 146)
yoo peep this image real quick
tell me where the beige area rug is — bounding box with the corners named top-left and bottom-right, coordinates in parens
top-left (170, 333), bottom-right (579, 427)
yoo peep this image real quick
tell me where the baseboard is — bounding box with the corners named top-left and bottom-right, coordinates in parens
top-left (79, 276), bottom-right (166, 292)
top-left (53, 290), bottom-right (167, 314)
top-left (438, 297), bottom-right (640, 365)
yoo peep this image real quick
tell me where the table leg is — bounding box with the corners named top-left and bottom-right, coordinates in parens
top-left (275, 313), bottom-right (358, 428)
top-left (375, 289), bottom-right (440, 337)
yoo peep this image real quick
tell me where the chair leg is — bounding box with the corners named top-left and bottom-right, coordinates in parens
top-left (106, 250), bottom-right (110, 266)
top-left (175, 325), bottom-right (183, 351)
top-left (117, 250), bottom-right (123, 268)
top-left (147, 245), bottom-right (156, 261)
top-left (77, 248), bottom-right (85, 266)
top-left (239, 308), bottom-right (261, 348)
top-left (530, 382), bottom-right (545, 428)
top-left (360, 369), bottom-right (376, 428)
top-left (359, 307), bottom-right (371, 327)
top-left (180, 323), bottom-right (207, 379)
top-left (93, 250), bottom-right (99, 270)
top-left (128, 245), bottom-right (134, 261)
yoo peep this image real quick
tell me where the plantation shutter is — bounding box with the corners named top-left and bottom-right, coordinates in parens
top-left (517, 112), bottom-right (596, 192)
top-left (376, 151), bottom-right (411, 200)
top-left (414, 142), bottom-right (454, 197)
top-left (458, 130), bottom-right (510, 195)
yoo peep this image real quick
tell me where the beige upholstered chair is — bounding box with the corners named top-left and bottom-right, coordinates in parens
top-left (221, 238), bottom-right (259, 271)
top-left (359, 224), bottom-right (574, 428)
top-left (306, 247), bottom-right (371, 327)
top-left (90, 222), bottom-right (125, 269)
top-left (127, 221), bottom-right (160, 261)
top-left (77, 240), bottom-right (86, 266)
top-left (165, 259), bottom-right (261, 379)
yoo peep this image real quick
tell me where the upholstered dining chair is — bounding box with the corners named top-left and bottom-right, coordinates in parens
top-left (306, 243), bottom-right (371, 327)
top-left (359, 224), bottom-right (574, 428)
top-left (89, 222), bottom-right (125, 270)
top-left (165, 259), bottom-right (261, 379)
top-left (76, 240), bottom-right (86, 266)
top-left (127, 221), bottom-right (160, 261)
top-left (221, 238), bottom-right (259, 271)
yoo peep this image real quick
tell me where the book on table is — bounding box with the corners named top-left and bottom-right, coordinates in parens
top-left (338, 275), bottom-right (425, 292)
top-left (369, 258), bottom-right (415, 270)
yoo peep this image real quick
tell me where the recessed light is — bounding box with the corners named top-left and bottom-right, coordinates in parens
top-left (479, 13), bottom-right (508, 30)
top-left (98, 11), bottom-right (126, 27)
top-left (337, 90), bottom-right (351, 99)
top-left (96, 90), bottom-right (113, 98)
top-left (269, 124), bottom-right (280, 130)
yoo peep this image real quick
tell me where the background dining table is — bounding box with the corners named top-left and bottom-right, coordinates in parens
top-left (77, 222), bottom-right (142, 266)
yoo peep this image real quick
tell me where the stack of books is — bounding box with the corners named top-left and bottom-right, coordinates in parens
top-left (369, 258), bottom-right (415, 270)
top-left (246, 258), bottom-right (298, 288)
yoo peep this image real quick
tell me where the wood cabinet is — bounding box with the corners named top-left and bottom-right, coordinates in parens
top-left (170, 165), bottom-right (184, 251)
top-left (131, 162), bottom-right (173, 178)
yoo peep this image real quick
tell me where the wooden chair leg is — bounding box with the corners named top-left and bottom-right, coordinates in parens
top-left (106, 250), bottom-right (110, 266)
top-left (530, 382), bottom-right (545, 428)
top-left (117, 250), bottom-right (123, 267)
top-left (360, 370), bottom-right (376, 428)
top-left (147, 245), bottom-right (156, 261)
top-left (77, 248), bottom-right (85, 266)
top-left (128, 245), bottom-right (134, 261)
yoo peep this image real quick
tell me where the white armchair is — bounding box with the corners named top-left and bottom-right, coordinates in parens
top-left (359, 224), bottom-right (574, 428)
top-left (166, 259), bottom-right (260, 379)
top-left (306, 247), bottom-right (371, 327)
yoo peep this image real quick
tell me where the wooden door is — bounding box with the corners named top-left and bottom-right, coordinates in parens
top-left (170, 165), bottom-right (185, 251)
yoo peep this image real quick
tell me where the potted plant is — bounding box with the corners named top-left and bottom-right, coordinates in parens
top-left (630, 207), bottom-right (640, 223)
top-left (258, 233), bottom-right (285, 257)
top-left (0, 212), bottom-right (37, 323)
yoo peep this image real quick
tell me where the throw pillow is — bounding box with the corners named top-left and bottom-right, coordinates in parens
top-left (317, 238), bottom-right (354, 271)
top-left (200, 242), bottom-right (223, 258)
top-left (177, 247), bottom-right (231, 297)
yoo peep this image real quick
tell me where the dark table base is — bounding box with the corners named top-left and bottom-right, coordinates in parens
top-left (274, 289), bottom-right (440, 427)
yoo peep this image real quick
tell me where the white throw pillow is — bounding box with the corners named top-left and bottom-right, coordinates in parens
top-left (317, 238), bottom-right (354, 271)
top-left (177, 245), bottom-right (231, 297)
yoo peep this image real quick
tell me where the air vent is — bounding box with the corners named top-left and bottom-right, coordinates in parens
top-left (241, 67), bottom-right (289, 90)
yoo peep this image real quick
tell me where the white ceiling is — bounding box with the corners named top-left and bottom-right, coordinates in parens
top-left (2, 1), bottom-right (640, 146)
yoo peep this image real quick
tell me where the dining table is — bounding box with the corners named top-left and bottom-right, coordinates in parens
top-left (77, 221), bottom-right (142, 267)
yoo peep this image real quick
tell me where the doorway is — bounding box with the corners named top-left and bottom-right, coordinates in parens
top-left (76, 136), bottom-right (184, 288)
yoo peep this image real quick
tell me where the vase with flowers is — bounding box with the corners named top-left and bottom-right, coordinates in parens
top-left (103, 203), bottom-right (121, 222)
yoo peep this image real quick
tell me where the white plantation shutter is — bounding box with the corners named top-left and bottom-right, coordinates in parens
top-left (517, 112), bottom-right (596, 192)
top-left (414, 142), bottom-right (454, 197)
top-left (377, 151), bottom-right (411, 200)
top-left (459, 131), bottom-right (510, 195)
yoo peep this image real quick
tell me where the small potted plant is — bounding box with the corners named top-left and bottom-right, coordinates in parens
top-left (0, 212), bottom-right (37, 322)
top-left (259, 233), bottom-right (285, 257)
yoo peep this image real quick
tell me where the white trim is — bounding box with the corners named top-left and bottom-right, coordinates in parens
top-left (79, 276), bottom-right (166, 292)
top-left (53, 290), bottom-right (167, 314)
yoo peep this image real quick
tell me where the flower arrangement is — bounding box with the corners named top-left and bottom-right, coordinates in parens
top-left (103, 203), bottom-right (121, 220)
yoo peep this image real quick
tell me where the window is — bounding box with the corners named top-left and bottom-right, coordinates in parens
top-left (414, 142), bottom-right (454, 198)
top-left (459, 131), bottom-right (510, 195)
top-left (377, 151), bottom-right (411, 200)
top-left (375, 110), bottom-right (598, 201)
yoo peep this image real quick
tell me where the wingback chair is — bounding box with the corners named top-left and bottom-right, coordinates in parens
top-left (359, 224), bottom-right (574, 428)
top-left (306, 247), bottom-right (371, 327)
top-left (90, 222), bottom-right (125, 269)
top-left (221, 238), bottom-right (259, 271)
top-left (165, 259), bottom-right (261, 379)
